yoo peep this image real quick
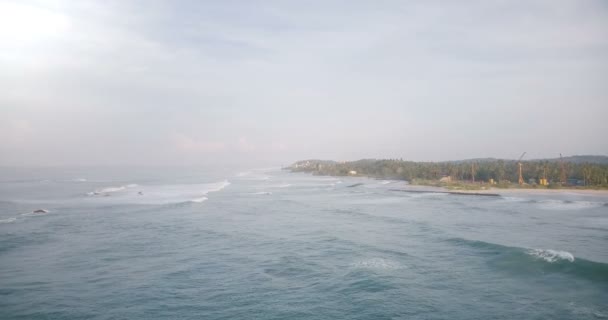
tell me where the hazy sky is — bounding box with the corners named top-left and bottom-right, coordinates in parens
top-left (1, 0), bottom-right (607, 166)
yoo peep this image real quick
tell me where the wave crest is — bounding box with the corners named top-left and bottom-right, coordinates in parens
top-left (448, 237), bottom-right (608, 281)
top-left (0, 217), bottom-right (16, 224)
top-left (527, 249), bottom-right (575, 263)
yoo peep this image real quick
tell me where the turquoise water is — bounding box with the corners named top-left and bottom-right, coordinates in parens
top-left (1, 167), bottom-right (607, 319)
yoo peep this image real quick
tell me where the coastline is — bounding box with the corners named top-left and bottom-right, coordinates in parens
top-left (294, 171), bottom-right (608, 196)
top-left (395, 183), bottom-right (608, 196)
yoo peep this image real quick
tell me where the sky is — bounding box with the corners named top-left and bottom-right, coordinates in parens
top-left (0, 0), bottom-right (607, 166)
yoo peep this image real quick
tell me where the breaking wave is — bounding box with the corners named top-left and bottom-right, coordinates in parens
top-left (0, 217), bottom-right (17, 224)
top-left (87, 184), bottom-right (138, 195)
top-left (448, 238), bottom-right (608, 282)
top-left (527, 248), bottom-right (575, 263)
top-left (21, 209), bottom-right (50, 217)
top-left (85, 180), bottom-right (230, 205)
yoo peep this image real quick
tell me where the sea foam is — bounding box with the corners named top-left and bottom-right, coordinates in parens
top-left (88, 184), bottom-right (138, 195)
top-left (526, 249), bottom-right (575, 263)
top-left (0, 217), bottom-right (17, 224)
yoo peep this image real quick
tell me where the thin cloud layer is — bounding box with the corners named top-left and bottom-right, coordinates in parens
top-left (1, 0), bottom-right (607, 165)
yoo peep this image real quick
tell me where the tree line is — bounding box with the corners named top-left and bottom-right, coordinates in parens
top-left (288, 158), bottom-right (608, 187)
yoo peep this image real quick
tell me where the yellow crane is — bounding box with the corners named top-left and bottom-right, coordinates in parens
top-left (539, 164), bottom-right (548, 186)
top-left (518, 152), bottom-right (526, 185)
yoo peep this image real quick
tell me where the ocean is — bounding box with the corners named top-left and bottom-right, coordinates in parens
top-left (1, 166), bottom-right (607, 319)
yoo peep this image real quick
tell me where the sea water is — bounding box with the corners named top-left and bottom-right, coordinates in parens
top-left (0, 166), bottom-right (607, 319)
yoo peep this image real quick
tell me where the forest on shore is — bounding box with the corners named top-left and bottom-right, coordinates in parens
top-left (287, 156), bottom-right (608, 188)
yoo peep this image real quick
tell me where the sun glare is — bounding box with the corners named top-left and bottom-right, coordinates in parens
top-left (0, 2), bottom-right (69, 44)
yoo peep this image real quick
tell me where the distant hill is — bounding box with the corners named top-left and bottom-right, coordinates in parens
top-left (539, 155), bottom-right (608, 164)
top-left (450, 155), bottom-right (608, 164)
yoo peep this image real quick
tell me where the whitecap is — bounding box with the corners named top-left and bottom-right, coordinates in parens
top-left (0, 217), bottom-right (17, 224)
top-left (89, 184), bottom-right (138, 195)
top-left (204, 180), bottom-right (230, 193)
top-left (190, 197), bottom-right (208, 203)
top-left (251, 191), bottom-right (272, 195)
top-left (526, 248), bottom-right (575, 263)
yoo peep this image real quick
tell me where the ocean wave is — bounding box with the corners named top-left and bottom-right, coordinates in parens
top-left (88, 184), bottom-right (138, 195)
top-left (527, 248), bottom-right (575, 263)
top-left (204, 180), bottom-right (230, 193)
top-left (535, 199), bottom-right (605, 211)
top-left (447, 237), bottom-right (608, 281)
top-left (351, 258), bottom-right (404, 270)
top-left (502, 197), bottom-right (605, 210)
top-left (0, 217), bottom-right (17, 224)
top-left (85, 180), bottom-right (230, 205)
top-left (21, 209), bottom-right (50, 216)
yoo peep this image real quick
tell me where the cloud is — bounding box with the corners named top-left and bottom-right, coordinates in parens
top-left (0, 0), bottom-right (606, 165)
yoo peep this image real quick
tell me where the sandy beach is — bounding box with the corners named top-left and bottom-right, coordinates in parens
top-left (396, 183), bottom-right (608, 196)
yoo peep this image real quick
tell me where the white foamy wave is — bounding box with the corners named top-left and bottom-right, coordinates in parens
top-left (351, 258), bottom-right (404, 270)
top-left (251, 191), bottom-right (272, 195)
top-left (188, 180), bottom-right (229, 203)
top-left (89, 184), bottom-right (138, 195)
top-left (527, 249), bottom-right (575, 263)
top-left (21, 209), bottom-right (50, 217)
top-left (0, 217), bottom-right (17, 224)
top-left (86, 180), bottom-right (229, 205)
top-left (204, 180), bottom-right (230, 193)
top-left (379, 180), bottom-right (394, 185)
top-left (235, 171), bottom-right (251, 177)
top-left (190, 197), bottom-right (208, 203)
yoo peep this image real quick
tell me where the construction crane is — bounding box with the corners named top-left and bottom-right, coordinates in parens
top-left (518, 152), bottom-right (527, 185)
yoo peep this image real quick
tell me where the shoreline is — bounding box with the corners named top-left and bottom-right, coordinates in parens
top-left (287, 169), bottom-right (608, 196)
top-left (398, 184), bottom-right (608, 196)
